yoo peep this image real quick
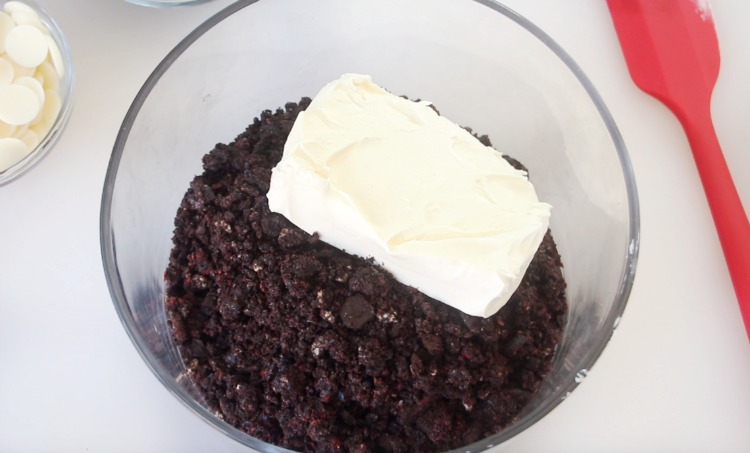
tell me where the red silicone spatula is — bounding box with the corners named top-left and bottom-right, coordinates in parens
top-left (607, 0), bottom-right (750, 340)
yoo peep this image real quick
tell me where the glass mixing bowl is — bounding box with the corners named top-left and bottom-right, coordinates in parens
top-left (101, 0), bottom-right (639, 451)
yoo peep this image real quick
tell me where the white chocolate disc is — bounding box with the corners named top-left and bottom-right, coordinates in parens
top-left (3, 1), bottom-right (38, 16)
top-left (0, 11), bottom-right (14, 54)
top-left (5, 24), bottom-right (49, 68)
top-left (13, 122), bottom-right (28, 138)
top-left (14, 76), bottom-right (45, 105)
top-left (46, 34), bottom-right (65, 77)
top-left (15, 127), bottom-right (39, 151)
top-left (10, 11), bottom-right (47, 33)
top-left (33, 69), bottom-right (44, 87)
top-left (43, 89), bottom-right (61, 119)
top-left (0, 137), bottom-right (30, 172)
top-left (0, 58), bottom-right (15, 85)
top-left (31, 88), bottom-right (60, 131)
top-left (0, 120), bottom-right (15, 137)
top-left (0, 83), bottom-right (41, 125)
top-left (8, 59), bottom-right (33, 78)
top-left (35, 62), bottom-right (59, 90)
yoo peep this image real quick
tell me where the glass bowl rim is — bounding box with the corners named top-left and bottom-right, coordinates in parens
top-left (100, 0), bottom-right (640, 450)
top-left (0, 0), bottom-right (76, 186)
top-left (124, 0), bottom-right (217, 8)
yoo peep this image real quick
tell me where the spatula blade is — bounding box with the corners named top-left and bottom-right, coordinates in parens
top-left (607, 0), bottom-right (720, 116)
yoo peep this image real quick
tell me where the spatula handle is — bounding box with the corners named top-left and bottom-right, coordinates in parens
top-left (682, 108), bottom-right (750, 340)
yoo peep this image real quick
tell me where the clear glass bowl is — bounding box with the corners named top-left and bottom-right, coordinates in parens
top-left (0, 0), bottom-right (74, 186)
top-left (100, 0), bottom-right (640, 451)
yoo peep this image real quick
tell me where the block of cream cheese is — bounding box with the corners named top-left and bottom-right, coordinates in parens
top-left (267, 74), bottom-right (551, 317)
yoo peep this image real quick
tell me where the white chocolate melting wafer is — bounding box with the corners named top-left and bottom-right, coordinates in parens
top-left (0, 11), bottom-right (14, 53)
top-left (0, 58), bottom-right (15, 85)
top-left (5, 24), bottom-right (49, 68)
top-left (0, 137), bottom-right (31, 171)
top-left (0, 83), bottom-right (41, 125)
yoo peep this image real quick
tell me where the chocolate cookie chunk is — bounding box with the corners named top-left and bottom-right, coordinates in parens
top-left (165, 99), bottom-right (566, 453)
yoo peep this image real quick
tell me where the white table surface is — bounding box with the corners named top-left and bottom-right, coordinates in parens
top-left (1, 0), bottom-right (749, 452)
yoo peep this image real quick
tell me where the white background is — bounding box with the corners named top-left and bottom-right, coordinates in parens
top-left (1, 0), bottom-right (748, 452)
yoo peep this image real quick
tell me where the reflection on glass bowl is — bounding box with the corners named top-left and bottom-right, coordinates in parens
top-left (124, 0), bottom-right (216, 8)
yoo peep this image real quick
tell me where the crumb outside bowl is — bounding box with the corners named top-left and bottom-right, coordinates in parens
top-left (100, 0), bottom-right (640, 451)
top-left (0, 0), bottom-right (74, 186)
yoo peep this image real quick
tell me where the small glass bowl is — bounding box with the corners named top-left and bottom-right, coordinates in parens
top-left (101, 0), bottom-right (640, 451)
top-left (0, 0), bottom-right (74, 186)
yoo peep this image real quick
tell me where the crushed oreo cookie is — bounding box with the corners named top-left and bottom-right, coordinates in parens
top-left (165, 99), bottom-right (567, 453)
